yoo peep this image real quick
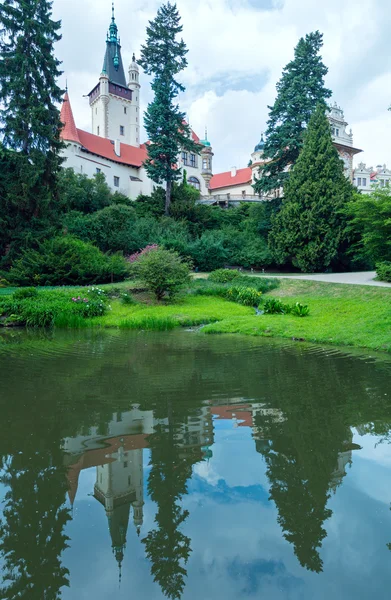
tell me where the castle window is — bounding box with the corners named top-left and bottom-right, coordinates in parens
top-left (380, 180), bottom-right (385, 187)
top-left (124, 461), bottom-right (128, 468)
top-left (114, 176), bottom-right (120, 187)
top-left (188, 176), bottom-right (200, 190)
top-left (332, 128), bottom-right (335, 135)
top-left (357, 178), bottom-right (361, 186)
top-left (203, 158), bottom-right (209, 170)
top-left (362, 178), bottom-right (367, 186)
top-left (120, 125), bottom-right (125, 136)
top-left (97, 126), bottom-right (100, 135)
top-left (242, 190), bottom-right (246, 198)
top-left (336, 128), bottom-right (340, 136)
top-left (124, 107), bottom-right (127, 114)
top-left (182, 152), bottom-right (188, 166)
top-left (96, 168), bottom-right (101, 174)
top-left (190, 153), bottom-right (197, 168)
top-left (128, 476), bottom-right (131, 486)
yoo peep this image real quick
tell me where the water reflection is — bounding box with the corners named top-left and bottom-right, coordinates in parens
top-left (0, 331), bottom-right (391, 599)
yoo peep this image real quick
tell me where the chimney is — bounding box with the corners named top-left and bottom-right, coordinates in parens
top-left (114, 139), bottom-right (121, 157)
top-left (231, 166), bottom-right (237, 178)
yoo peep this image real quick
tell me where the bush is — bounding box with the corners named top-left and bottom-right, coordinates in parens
top-left (226, 286), bottom-right (263, 307)
top-left (13, 287), bottom-right (38, 300)
top-left (188, 231), bottom-right (228, 271)
top-left (376, 261), bottom-right (391, 282)
top-left (262, 297), bottom-right (291, 314)
top-left (209, 269), bottom-right (241, 283)
top-left (121, 292), bottom-right (137, 305)
top-left (131, 247), bottom-right (191, 301)
top-left (6, 236), bottom-right (129, 286)
top-left (290, 302), bottom-right (310, 317)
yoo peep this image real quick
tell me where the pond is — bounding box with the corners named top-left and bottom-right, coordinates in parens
top-left (0, 330), bottom-right (391, 599)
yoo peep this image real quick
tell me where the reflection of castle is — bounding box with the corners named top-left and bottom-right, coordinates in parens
top-left (63, 404), bottom-right (212, 572)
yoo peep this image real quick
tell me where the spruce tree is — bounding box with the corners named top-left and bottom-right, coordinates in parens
top-left (269, 104), bottom-right (354, 272)
top-left (0, 0), bottom-right (63, 258)
top-left (139, 2), bottom-right (199, 216)
top-left (253, 31), bottom-right (331, 195)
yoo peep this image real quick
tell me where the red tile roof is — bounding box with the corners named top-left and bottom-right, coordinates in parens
top-left (76, 129), bottom-right (148, 167)
top-left (60, 92), bottom-right (81, 144)
top-left (209, 167), bottom-right (252, 190)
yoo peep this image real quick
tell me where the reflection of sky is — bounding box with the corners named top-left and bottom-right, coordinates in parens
top-left (57, 423), bottom-right (391, 599)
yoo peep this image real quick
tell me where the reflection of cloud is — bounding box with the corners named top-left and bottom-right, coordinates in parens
top-left (193, 461), bottom-right (221, 486)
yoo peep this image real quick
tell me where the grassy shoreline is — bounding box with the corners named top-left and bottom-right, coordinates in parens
top-left (1, 278), bottom-right (390, 354)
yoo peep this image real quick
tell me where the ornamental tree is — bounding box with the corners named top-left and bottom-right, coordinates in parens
top-left (253, 31), bottom-right (332, 195)
top-left (138, 2), bottom-right (199, 216)
top-left (269, 104), bottom-right (354, 273)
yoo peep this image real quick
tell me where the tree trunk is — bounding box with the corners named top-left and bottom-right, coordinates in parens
top-left (165, 180), bottom-right (172, 216)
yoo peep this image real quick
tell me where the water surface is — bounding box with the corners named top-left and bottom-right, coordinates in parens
top-left (0, 330), bottom-right (391, 599)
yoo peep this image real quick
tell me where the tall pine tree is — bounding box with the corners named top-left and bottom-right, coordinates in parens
top-left (138, 2), bottom-right (199, 216)
top-left (0, 0), bottom-right (63, 259)
top-left (269, 104), bottom-right (354, 272)
top-left (253, 31), bottom-right (331, 195)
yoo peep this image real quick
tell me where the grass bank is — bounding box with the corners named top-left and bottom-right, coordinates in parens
top-left (1, 277), bottom-right (390, 354)
top-left (203, 279), bottom-right (391, 353)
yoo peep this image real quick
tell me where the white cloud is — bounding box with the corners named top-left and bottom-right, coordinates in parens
top-left (53, 0), bottom-right (391, 173)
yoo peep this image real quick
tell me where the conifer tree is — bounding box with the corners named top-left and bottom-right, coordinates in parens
top-left (253, 31), bottom-right (331, 195)
top-left (139, 2), bottom-right (199, 216)
top-left (269, 104), bottom-right (354, 272)
top-left (0, 0), bottom-right (63, 258)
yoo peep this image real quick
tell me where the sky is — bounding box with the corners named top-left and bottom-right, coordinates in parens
top-left (53, 0), bottom-right (391, 174)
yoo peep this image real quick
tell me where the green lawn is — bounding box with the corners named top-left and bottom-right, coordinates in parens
top-left (202, 279), bottom-right (391, 353)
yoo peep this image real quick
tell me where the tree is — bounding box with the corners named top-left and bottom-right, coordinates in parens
top-left (138, 2), bottom-right (199, 216)
top-left (0, 0), bottom-right (64, 258)
top-left (344, 186), bottom-right (391, 265)
top-left (253, 31), bottom-right (331, 195)
top-left (269, 104), bottom-right (353, 272)
top-left (132, 247), bottom-right (191, 300)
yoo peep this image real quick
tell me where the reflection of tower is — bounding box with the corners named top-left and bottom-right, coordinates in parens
top-left (93, 444), bottom-right (145, 571)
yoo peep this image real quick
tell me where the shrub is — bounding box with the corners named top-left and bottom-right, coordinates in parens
top-left (188, 231), bottom-right (228, 271)
top-left (131, 247), bottom-right (191, 301)
top-left (376, 261), bottom-right (391, 283)
top-left (262, 297), bottom-right (291, 314)
top-left (209, 269), bottom-right (241, 283)
top-left (226, 286), bottom-right (263, 307)
top-left (13, 287), bottom-right (38, 300)
top-left (6, 236), bottom-right (129, 286)
top-left (290, 302), bottom-right (310, 317)
top-left (121, 292), bottom-right (136, 305)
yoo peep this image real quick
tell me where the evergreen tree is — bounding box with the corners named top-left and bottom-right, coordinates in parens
top-left (0, 0), bottom-right (63, 259)
top-left (269, 104), bottom-right (354, 272)
top-left (253, 31), bottom-right (331, 195)
top-left (138, 2), bottom-right (199, 216)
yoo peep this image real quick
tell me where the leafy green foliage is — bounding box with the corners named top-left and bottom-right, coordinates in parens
top-left (121, 292), bottom-right (137, 305)
top-left (132, 247), bottom-right (191, 301)
top-left (254, 31), bottom-right (331, 194)
top-left (226, 286), bottom-right (263, 307)
top-left (208, 269), bottom-right (241, 283)
top-left (188, 231), bottom-right (228, 271)
top-left (344, 187), bottom-right (391, 264)
top-left (262, 297), bottom-right (291, 314)
top-left (291, 302), bottom-right (310, 317)
top-left (0, 289), bottom-right (108, 328)
top-left (269, 105), bottom-right (354, 272)
top-left (138, 3), bottom-right (199, 215)
top-left (6, 236), bottom-right (129, 286)
top-left (13, 287), bottom-right (38, 300)
top-left (58, 169), bottom-right (123, 214)
top-left (376, 262), bottom-right (391, 282)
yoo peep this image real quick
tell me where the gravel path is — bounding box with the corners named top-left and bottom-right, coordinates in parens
top-left (267, 271), bottom-right (391, 288)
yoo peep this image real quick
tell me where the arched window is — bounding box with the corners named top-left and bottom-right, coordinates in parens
top-left (188, 176), bottom-right (200, 190)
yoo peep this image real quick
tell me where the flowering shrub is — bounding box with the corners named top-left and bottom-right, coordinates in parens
top-left (226, 286), bottom-right (263, 307)
top-left (71, 288), bottom-right (108, 317)
top-left (128, 245), bottom-right (159, 264)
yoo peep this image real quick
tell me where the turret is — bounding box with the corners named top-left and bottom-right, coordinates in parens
top-left (200, 128), bottom-right (214, 187)
top-left (127, 53), bottom-right (141, 147)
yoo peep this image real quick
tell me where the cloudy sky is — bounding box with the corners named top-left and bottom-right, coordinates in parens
top-left (53, 0), bottom-right (391, 174)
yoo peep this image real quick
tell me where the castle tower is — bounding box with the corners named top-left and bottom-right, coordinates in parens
top-left (251, 134), bottom-right (267, 189)
top-left (88, 4), bottom-right (139, 147)
top-left (200, 129), bottom-right (214, 188)
top-left (327, 103), bottom-right (362, 181)
top-left (131, 448), bottom-right (144, 535)
top-left (127, 54), bottom-right (141, 147)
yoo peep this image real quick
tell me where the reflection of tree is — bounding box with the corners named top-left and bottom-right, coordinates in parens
top-left (142, 405), bottom-right (197, 600)
top-left (254, 393), bottom-right (352, 573)
top-left (0, 447), bottom-right (70, 599)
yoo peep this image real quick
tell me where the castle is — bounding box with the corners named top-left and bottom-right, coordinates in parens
top-left (60, 7), bottom-right (384, 203)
